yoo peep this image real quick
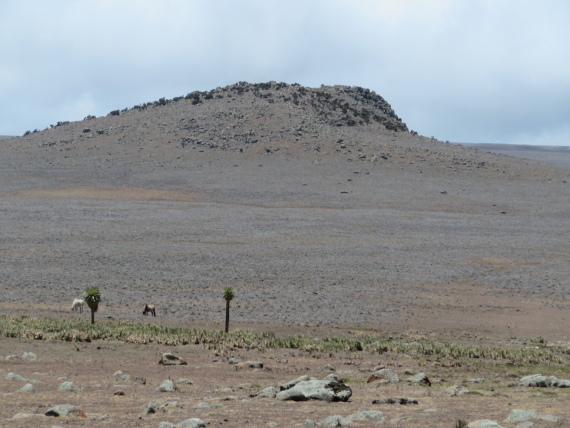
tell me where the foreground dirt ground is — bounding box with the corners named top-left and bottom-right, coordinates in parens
top-left (1, 332), bottom-right (569, 428)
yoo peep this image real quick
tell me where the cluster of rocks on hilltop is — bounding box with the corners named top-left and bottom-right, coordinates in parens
top-left (8, 81), bottom-right (567, 179)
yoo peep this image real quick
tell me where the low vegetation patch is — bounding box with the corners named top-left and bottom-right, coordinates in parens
top-left (0, 315), bottom-right (568, 366)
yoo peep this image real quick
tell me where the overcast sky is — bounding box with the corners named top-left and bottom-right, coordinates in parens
top-left (1, 0), bottom-right (569, 146)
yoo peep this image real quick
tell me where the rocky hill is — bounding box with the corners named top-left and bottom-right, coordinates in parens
top-left (4, 81), bottom-right (566, 180)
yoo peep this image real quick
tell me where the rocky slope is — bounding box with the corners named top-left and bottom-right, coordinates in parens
top-left (4, 81), bottom-right (567, 180)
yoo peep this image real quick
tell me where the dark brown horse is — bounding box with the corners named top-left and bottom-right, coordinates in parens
top-left (143, 304), bottom-right (156, 316)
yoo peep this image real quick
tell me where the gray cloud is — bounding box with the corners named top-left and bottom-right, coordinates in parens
top-left (1, 0), bottom-right (569, 146)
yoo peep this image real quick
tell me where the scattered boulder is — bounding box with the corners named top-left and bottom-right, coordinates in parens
top-left (505, 409), bottom-right (561, 424)
top-left (250, 386), bottom-right (277, 398)
top-left (18, 383), bottom-right (35, 393)
top-left (466, 420), bottom-right (504, 428)
top-left (5, 372), bottom-right (29, 382)
top-left (552, 378), bottom-right (570, 388)
top-left (142, 402), bottom-right (158, 416)
top-left (45, 404), bottom-right (86, 418)
top-left (177, 378), bottom-right (193, 385)
top-left (157, 379), bottom-right (178, 392)
top-left (317, 415), bottom-right (352, 427)
top-left (174, 418), bottom-right (206, 427)
top-left (407, 372), bottom-right (431, 386)
top-left (12, 412), bottom-right (35, 419)
top-left (321, 364), bottom-right (336, 371)
top-left (117, 373), bottom-right (147, 384)
top-left (347, 410), bottom-right (386, 423)
top-left (236, 360), bottom-right (264, 369)
top-left (228, 357), bottom-right (241, 364)
top-left (159, 353), bottom-right (187, 365)
top-left (160, 401), bottom-right (183, 411)
top-left (518, 374), bottom-right (557, 387)
top-left (372, 397), bottom-right (418, 405)
top-left (22, 352), bottom-right (37, 360)
top-left (445, 385), bottom-right (469, 396)
top-left (504, 409), bottom-right (538, 423)
top-left (276, 376), bottom-right (352, 402)
top-left (58, 381), bottom-right (82, 392)
top-left (367, 368), bottom-right (399, 384)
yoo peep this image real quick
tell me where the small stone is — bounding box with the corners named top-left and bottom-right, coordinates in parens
top-left (174, 418), bottom-right (206, 427)
top-left (18, 383), bottom-right (35, 393)
top-left (58, 381), bottom-right (82, 392)
top-left (45, 404), bottom-right (86, 418)
top-left (159, 353), bottom-right (187, 365)
top-left (347, 410), bottom-right (385, 423)
top-left (5, 373), bottom-right (28, 382)
top-left (367, 368), bottom-right (399, 384)
top-left (22, 352), bottom-right (37, 360)
top-left (12, 412), bottom-right (35, 419)
top-left (18, 383), bottom-right (36, 392)
top-left (157, 379), bottom-right (178, 392)
top-left (317, 415), bottom-right (351, 427)
top-left (445, 385), bottom-right (469, 396)
top-left (466, 420), bottom-right (504, 428)
top-left (142, 402), bottom-right (157, 416)
top-left (372, 397), bottom-right (418, 405)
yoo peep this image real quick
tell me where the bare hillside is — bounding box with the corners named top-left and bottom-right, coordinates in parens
top-left (4, 81), bottom-right (567, 181)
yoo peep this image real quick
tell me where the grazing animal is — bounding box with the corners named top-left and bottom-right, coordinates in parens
top-left (71, 298), bottom-right (85, 313)
top-left (143, 304), bottom-right (156, 316)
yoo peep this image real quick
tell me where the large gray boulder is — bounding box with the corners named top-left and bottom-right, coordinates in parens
top-left (518, 374), bottom-right (557, 387)
top-left (552, 378), bottom-right (570, 388)
top-left (280, 375), bottom-right (312, 390)
top-left (276, 376), bottom-right (352, 402)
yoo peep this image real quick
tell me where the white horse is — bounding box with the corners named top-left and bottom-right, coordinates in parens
top-left (71, 298), bottom-right (85, 313)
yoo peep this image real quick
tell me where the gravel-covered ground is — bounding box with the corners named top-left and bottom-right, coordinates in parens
top-left (2, 148), bottom-right (569, 340)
